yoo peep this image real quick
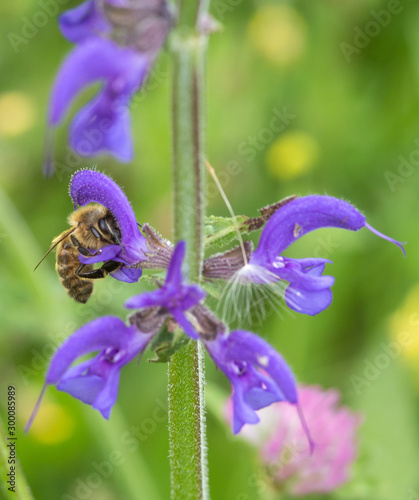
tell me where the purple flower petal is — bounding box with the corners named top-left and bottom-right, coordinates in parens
top-left (46, 316), bottom-right (146, 384)
top-left (110, 266), bottom-right (143, 283)
top-left (69, 89), bottom-right (134, 161)
top-left (49, 316), bottom-right (149, 418)
top-left (205, 330), bottom-right (299, 434)
top-left (70, 170), bottom-right (148, 267)
top-left (48, 37), bottom-right (150, 161)
top-left (26, 316), bottom-right (152, 428)
top-left (78, 244), bottom-right (121, 264)
top-left (125, 241), bottom-right (206, 339)
top-left (252, 196), bottom-right (366, 266)
top-left (244, 195), bottom-right (405, 316)
top-left (59, 0), bottom-right (111, 43)
top-left (285, 286), bottom-right (333, 316)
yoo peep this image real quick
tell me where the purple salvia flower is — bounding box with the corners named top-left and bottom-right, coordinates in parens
top-left (25, 316), bottom-right (151, 430)
top-left (70, 169), bottom-right (148, 280)
top-left (125, 241), bottom-right (206, 339)
top-left (48, 37), bottom-right (151, 162)
top-left (235, 385), bottom-right (362, 496)
top-left (204, 329), bottom-right (313, 450)
top-left (44, 0), bottom-right (173, 173)
top-left (59, 0), bottom-right (112, 43)
top-left (234, 195), bottom-right (405, 316)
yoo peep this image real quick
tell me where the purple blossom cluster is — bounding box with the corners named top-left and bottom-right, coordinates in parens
top-left (45, 0), bottom-right (173, 174)
top-left (26, 169), bottom-right (404, 449)
top-left (33, 2), bottom-right (407, 491)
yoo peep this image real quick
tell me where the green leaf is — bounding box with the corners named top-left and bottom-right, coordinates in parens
top-left (204, 215), bottom-right (250, 251)
top-left (204, 195), bottom-right (297, 252)
top-left (148, 327), bottom-right (190, 363)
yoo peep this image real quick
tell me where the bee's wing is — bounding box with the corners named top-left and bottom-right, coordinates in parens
top-left (34, 226), bottom-right (77, 271)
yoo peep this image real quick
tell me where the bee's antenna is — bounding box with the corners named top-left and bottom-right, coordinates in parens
top-left (34, 227), bottom-right (77, 271)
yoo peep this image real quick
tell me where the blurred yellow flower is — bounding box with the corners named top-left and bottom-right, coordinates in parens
top-left (0, 91), bottom-right (35, 137)
top-left (248, 4), bottom-right (306, 66)
top-left (390, 285), bottom-right (419, 365)
top-left (29, 401), bottom-right (75, 444)
top-left (266, 130), bottom-right (319, 180)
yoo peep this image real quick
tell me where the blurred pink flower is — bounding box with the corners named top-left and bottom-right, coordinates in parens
top-left (227, 385), bottom-right (362, 496)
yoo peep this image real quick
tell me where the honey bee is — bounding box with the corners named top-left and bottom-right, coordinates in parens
top-left (35, 204), bottom-right (123, 303)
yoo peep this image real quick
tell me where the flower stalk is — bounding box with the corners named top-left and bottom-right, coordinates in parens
top-left (168, 1), bottom-right (209, 497)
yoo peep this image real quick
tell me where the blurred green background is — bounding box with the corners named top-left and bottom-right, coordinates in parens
top-left (1, 0), bottom-right (419, 499)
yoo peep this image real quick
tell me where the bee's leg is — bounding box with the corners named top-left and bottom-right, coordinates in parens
top-left (75, 261), bottom-right (121, 280)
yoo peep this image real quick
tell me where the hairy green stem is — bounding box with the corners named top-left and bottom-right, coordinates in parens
top-left (168, 1), bottom-right (209, 498)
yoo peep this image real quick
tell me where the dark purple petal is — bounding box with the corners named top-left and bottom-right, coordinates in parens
top-left (177, 285), bottom-right (206, 310)
top-left (25, 316), bottom-right (152, 429)
top-left (46, 316), bottom-right (144, 384)
top-left (277, 258), bottom-right (335, 315)
top-left (69, 89), bottom-right (134, 162)
top-left (110, 266), bottom-right (143, 283)
top-left (125, 288), bottom-right (169, 310)
top-left (59, 0), bottom-right (111, 43)
top-left (58, 372), bottom-right (104, 405)
top-left (70, 170), bottom-right (148, 265)
top-left (166, 240), bottom-right (185, 284)
top-left (93, 370), bottom-right (121, 418)
top-left (78, 244), bottom-right (121, 264)
top-left (245, 195), bottom-right (405, 317)
top-left (278, 259), bottom-right (335, 292)
top-left (252, 196), bottom-right (366, 266)
top-left (226, 331), bottom-right (298, 404)
top-left (124, 241), bottom-right (205, 339)
top-left (205, 330), bottom-right (298, 434)
top-left (48, 37), bottom-right (150, 126)
top-left (285, 286), bottom-right (333, 316)
top-left (125, 283), bottom-right (204, 312)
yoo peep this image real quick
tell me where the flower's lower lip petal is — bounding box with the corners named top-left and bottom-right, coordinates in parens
top-left (110, 267), bottom-right (142, 283)
top-left (231, 386), bottom-right (260, 434)
top-left (285, 286), bottom-right (333, 316)
top-left (277, 264), bottom-right (335, 292)
top-left (244, 387), bottom-right (281, 410)
top-left (57, 375), bottom-right (104, 405)
top-left (225, 331), bottom-right (298, 404)
top-left (69, 91), bottom-right (134, 162)
top-left (78, 245), bottom-right (121, 265)
top-left (93, 370), bottom-right (121, 419)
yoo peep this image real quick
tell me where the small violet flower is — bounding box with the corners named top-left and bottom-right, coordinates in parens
top-left (27, 238), bottom-right (310, 443)
top-left (235, 195), bottom-right (405, 316)
top-left (205, 330), bottom-right (312, 450)
top-left (233, 385), bottom-right (362, 496)
top-left (125, 241), bottom-right (206, 340)
top-left (70, 169), bottom-right (148, 282)
top-left (45, 0), bottom-right (173, 173)
top-left (25, 316), bottom-right (151, 430)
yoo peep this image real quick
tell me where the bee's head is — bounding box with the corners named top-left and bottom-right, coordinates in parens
top-left (69, 204), bottom-right (122, 247)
